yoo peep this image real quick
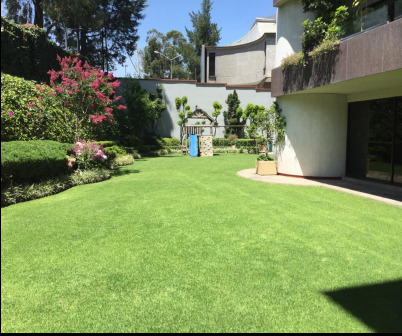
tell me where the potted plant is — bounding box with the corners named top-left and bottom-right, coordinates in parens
top-left (254, 102), bottom-right (286, 176)
top-left (256, 153), bottom-right (277, 175)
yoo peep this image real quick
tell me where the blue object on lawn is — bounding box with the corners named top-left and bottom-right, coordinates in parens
top-left (189, 134), bottom-right (198, 157)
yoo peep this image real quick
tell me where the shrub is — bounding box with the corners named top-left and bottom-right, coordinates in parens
top-left (142, 133), bottom-right (164, 149)
top-left (162, 137), bottom-right (181, 147)
top-left (1, 17), bottom-right (69, 82)
top-left (97, 141), bottom-right (119, 147)
top-left (213, 138), bottom-right (255, 148)
top-left (48, 56), bottom-right (125, 141)
top-left (103, 145), bottom-right (127, 160)
top-left (1, 168), bottom-right (110, 207)
top-left (111, 154), bottom-right (135, 168)
top-left (1, 73), bottom-right (75, 143)
top-left (69, 168), bottom-right (111, 186)
top-left (71, 140), bottom-right (107, 170)
top-left (1, 140), bottom-right (71, 185)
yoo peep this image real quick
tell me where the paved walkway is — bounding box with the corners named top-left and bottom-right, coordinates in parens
top-left (237, 169), bottom-right (402, 207)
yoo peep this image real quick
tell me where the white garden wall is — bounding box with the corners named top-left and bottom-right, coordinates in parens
top-left (138, 79), bottom-right (275, 139)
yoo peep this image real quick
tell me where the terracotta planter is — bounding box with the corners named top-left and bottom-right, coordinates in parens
top-left (256, 160), bottom-right (277, 175)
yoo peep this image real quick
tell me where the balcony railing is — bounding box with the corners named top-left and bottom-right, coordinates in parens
top-left (344, 0), bottom-right (402, 39)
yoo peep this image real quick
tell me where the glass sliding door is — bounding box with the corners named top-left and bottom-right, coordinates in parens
top-left (393, 98), bottom-right (402, 184)
top-left (366, 99), bottom-right (394, 182)
top-left (347, 96), bottom-right (402, 186)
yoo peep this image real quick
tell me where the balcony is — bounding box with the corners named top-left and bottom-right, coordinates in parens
top-left (271, 17), bottom-right (402, 98)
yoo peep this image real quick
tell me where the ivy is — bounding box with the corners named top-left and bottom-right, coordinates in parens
top-left (1, 16), bottom-right (70, 82)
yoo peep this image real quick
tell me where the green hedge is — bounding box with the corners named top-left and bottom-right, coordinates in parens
top-left (2, 168), bottom-right (110, 207)
top-left (1, 140), bottom-right (72, 185)
top-left (1, 73), bottom-right (75, 142)
top-left (1, 17), bottom-right (69, 82)
top-left (213, 138), bottom-right (256, 147)
top-left (162, 137), bottom-right (181, 147)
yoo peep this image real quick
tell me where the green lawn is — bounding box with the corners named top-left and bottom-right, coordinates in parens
top-left (1, 154), bottom-right (402, 333)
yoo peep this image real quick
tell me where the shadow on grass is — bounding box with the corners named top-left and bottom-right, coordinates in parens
top-left (110, 167), bottom-right (140, 177)
top-left (317, 178), bottom-right (402, 203)
top-left (324, 280), bottom-right (402, 333)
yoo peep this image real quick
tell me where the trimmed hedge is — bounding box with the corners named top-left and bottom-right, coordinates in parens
top-left (1, 168), bottom-right (111, 207)
top-left (213, 138), bottom-right (256, 147)
top-left (1, 73), bottom-right (75, 142)
top-left (162, 137), bottom-right (181, 147)
top-left (1, 140), bottom-right (72, 185)
top-left (1, 17), bottom-right (69, 82)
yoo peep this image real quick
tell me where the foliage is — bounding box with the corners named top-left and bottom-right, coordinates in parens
top-left (1, 16), bottom-right (69, 82)
top-left (282, 5), bottom-right (348, 70)
top-left (302, 6), bottom-right (350, 53)
top-left (242, 103), bottom-right (266, 141)
top-left (110, 154), bottom-right (135, 168)
top-left (48, 55), bottom-right (125, 141)
top-left (175, 96), bottom-right (191, 144)
top-left (3, 0), bottom-right (147, 71)
top-left (71, 140), bottom-right (108, 171)
top-left (1, 73), bottom-right (75, 142)
top-left (1, 167), bottom-right (110, 207)
top-left (186, 0), bottom-right (221, 56)
top-left (257, 153), bottom-right (274, 161)
top-left (163, 137), bottom-right (181, 147)
top-left (119, 79), bottom-right (166, 142)
top-left (249, 102), bottom-right (286, 160)
top-left (223, 90), bottom-right (244, 138)
top-left (185, 0), bottom-right (222, 81)
top-left (211, 100), bottom-right (222, 137)
top-left (142, 29), bottom-right (198, 80)
top-left (1, 140), bottom-right (71, 185)
top-left (103, 145), bottom-right (127, 160)
top-left (69, 167), bottom-right (111, 185)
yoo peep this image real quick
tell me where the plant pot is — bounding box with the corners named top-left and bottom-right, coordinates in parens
top-left (256, 160), bottom-right (277, 175)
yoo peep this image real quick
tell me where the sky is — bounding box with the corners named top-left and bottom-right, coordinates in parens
top-left (114, 0), bottom-right (276, 77)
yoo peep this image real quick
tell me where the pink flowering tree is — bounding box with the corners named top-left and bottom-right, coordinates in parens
top-left (47, 55), bottom-right (126, 141)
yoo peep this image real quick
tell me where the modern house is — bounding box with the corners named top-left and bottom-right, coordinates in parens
top-left (271, 0), bottom-right (402, 184)
top-left (201, 15), bottom-right (276, 88)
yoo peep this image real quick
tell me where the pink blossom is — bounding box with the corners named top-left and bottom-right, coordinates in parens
top-left (8, 111), bottom-right (14, 116)
top-left (110, 80), bottom-right (120, 89)
top-left (114, 96), bottom-right (122, 101)
top-left (117, 105), bottom-right (127, 111)
top-left (27, 103), bottom-right (35, 108)
top-left (90, 81), bottom-right (99, 90)
top-left (68, 91), bottom-right (73, 95)
top-left (37, 97), bottom-right (42, 101)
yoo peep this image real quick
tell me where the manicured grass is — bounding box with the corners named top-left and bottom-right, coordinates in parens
top-left (1, 154), bottom-right (402, 333)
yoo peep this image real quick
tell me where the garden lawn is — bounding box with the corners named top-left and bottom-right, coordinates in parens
top-left (1, 154), bottom-right (402, 333)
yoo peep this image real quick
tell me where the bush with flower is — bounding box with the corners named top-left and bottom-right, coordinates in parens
top-left (1, 73), bottom-right (75, 142)
top-left (70, 140), bottom-right (108, 171)
top-left (47, 55), bottom-right (126, 141)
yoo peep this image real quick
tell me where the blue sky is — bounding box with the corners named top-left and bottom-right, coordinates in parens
top-left (115, 0), bottom-right (276, 77)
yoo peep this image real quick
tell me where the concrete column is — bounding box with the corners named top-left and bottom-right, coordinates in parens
top-left (276, 94), bottom-right (348, 178)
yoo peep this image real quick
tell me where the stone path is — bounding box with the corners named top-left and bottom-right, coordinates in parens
top-left (237, 169), bottom-right (402, 207)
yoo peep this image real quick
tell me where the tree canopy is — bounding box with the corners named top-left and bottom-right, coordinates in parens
top-left (185, 0), bottom-right (221, 56)
top-left (142, 29), bottom-right (199, 80)
top-left (2, 0), bottom-right (147, 71)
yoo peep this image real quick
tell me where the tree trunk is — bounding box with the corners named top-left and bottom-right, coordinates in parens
top-left (80, 30), bottom-right (88, 57)
top-left (33, 0), bottom-right (44, 28)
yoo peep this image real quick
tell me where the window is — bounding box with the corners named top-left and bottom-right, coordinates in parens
top-left (209, 53), bottom-right (215, 77)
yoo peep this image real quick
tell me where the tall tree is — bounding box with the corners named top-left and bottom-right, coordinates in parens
top-left (3, 0), bottom-right (147, 71)
top-left (142, 29), bottom-right (198, 80)
top-left (185, 0), bottom-right (221, 56)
